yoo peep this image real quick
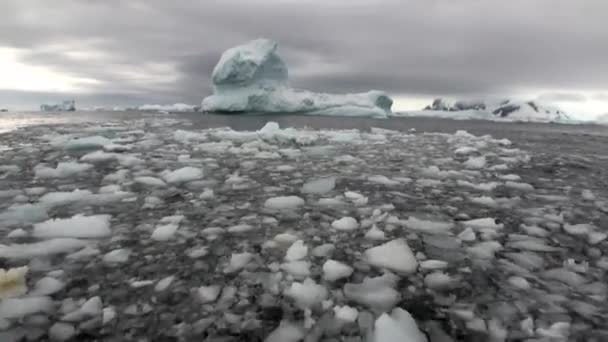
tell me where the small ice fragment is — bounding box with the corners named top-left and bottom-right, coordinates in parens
top-left (0, 296), bottom-right (54, 319)
top-left (334, 305), bottom-right (358, 322)
top-left (301, 177), bottom-right (335, 194)
top-left (284, 278), bottom-right (328, 309)
top-left (424, 272), bottom-right (454, 290)
top-left (462, 218), bottom-right (503, 230)
top-left (402, 217), bottom-right (454, 235)
top-left (31, 276), bottom-right (64, 296)
top-left (365, 225), bottom-right (386, 240)
top-left (373, 308), bottom-right (427, 342)
top-left (508, 276), bottom-right (530, 290)
top-left (103, 249), bottom-right (130, 264)
top-left (344, 273), bottom-right (400, 312)
top-left (364, 239), bottom-right (417, 274)
top-left (311, 243), bottom-right (335, 257)
top-left (368, 175), bottom-right (400, 186)
top-left (264, 321), bottom-right (304, 342)
top-left (581, 189), bottom-right (595, 201)
top-left (154, 276), bottom-right (175, 292)
top-left (322, 260), bottom-right (354, 281)
top-left (102, 307), bottom-right (116, 325)
top-left (505, 181), bottom-right (534, 192)
top-left (458, 227), bottom-right (476, 241)
top-left (187, 246), bottom-right (208, 258)
top-left (134, 176), bottom-right (166, 187)
top-left (0, 266), bottom-right (28, 298)
top-left (273, 233), bottom-right (299, 245)
top-left (49, 322), bottom-right (76, 341)
top-left (7, 228), bottom-right (27, 239)
top-left (163, 166), bottom-right (203, 184)
top-left (281, 261), bottom-right (311, 278)
top-left (464, 156), bottom-right (486, 169)
top-left (34, 162), bottom-right (93, 179)
top-left (419, 260), bottom-right (448, 271)
top-left (0, 238), bottom-right (88, 260)
top-left (33, 214), bottom-right (112, 239)
top-left (199, 188), bottom-right (214, 199)
top-left (331, 217), bottom-right (359, 231)
top-left (285, 240), bottom-right (308, 261)
top-left (563, 223), bottom-right (593, 236)
top-left (264, 196), bottom-right (305, 210)
top-left (467, 241), bottom-right (503, 259)
top-left (224, 253), bottom-right (254, 273)
top-left (198, 285), bottom-right (221, 303)
top-left (227, 224), bottom-right (255, 233)
top-left (151, 223), bottom-right (179, 241)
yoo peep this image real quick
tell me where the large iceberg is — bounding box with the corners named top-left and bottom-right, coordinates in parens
top-left (201, 39), bottom-right (393, 118)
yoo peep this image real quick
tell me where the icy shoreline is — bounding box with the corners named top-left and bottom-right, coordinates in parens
top-left (0, 118), bottom-right (607, 341)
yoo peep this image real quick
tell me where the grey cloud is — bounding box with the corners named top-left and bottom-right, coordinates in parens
top-left (1, 0), bottom-right (608, 108)
top-left (537, 93), bottom-right (588, 103)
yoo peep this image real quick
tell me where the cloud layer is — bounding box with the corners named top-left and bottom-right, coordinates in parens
top-left (1, 0), bottom-right (607, 115)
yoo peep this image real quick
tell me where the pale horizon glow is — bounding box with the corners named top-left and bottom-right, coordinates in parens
top-left (0, 47), bottom-right (101, 93)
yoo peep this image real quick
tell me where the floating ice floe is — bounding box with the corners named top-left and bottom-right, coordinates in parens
top-left (364, 239), bottom-right (418, 274)
top-left (264, 196), bottom-right (305, 210)
top-left (33, 214), bottom-right (112, 239)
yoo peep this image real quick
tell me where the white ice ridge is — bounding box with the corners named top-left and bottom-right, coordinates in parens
top-left (201, 39), bottom-right (393, 118)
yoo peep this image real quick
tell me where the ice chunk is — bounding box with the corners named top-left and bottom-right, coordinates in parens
top-left (373, 308), bottom-right (427, 342)
top-left (198, 285), bottom-right (221, 303)
top-left (6, 228), bottom-right (27, 239)
top-left (264, 321), bottom-right (304, 342)
top-left (368, 175), bottom-right (400, 186)
top-left (201, 39), bottom-right (393, 118)
top-left (581, 189), bottom-right (595, 201)
top-left (0, 266), bottom-right (28, 298)
top-left (0, 239), bottom-right (88, 260)
top-left (63, 136), bottom-right (111, 150)
top-left (103, 248), bottom-right (130, 264)
top-left (457, 227), bottom-right (476, 241)
top-left (281, 261), bottom-right (311, 278)
top-left (49, 322), bottom-right (76, 341)
top-left (163, 166), bottom-right (203, 184)
top-left (334, 305), bottom-right (359, 322)
top-left (331, 217), bottom-right (359, 231)
top-left (424, 272), bottom-right (454, 290)
top-left (322, 260), bottom-right (354, 281)
top-left (224, 253), bottom-right (253, 273)
top-left (134, 176), bottom-right (166, 187)
top-left (33, 214), bottom-right (111, 239)
top-left (0, 297), bottom-right (54, 319)
top-left (563, 223), bottom-right (593, 236)
top-left (467, 241), bottom-right (503, 259)
top-left (284, 278), bottom-right (328, 309)
top-left (505, 181), bottom-right (534, 191)
top-left (155, 276), bottom-right (175, 292)
top-left (403, 217), bottom-right (454, 235)
top-left (462, 218), bottom-right (504, 230)
top-left (31, 276), bottom-right (64, 296)
top-left (344, 274), bottom-right (400, 312)
top-left (365, 225), bottom-right (386, 241)
top-left (301, 177), bottom-right (336, 194)
top-left (34, 162), bottom-right (93, 178)
top-left (420, 260), bottom-right (448, 271)
top-left (542, 268), bottom-right (587, 287)
top-left (464, 156), bottom-right (486, 169)
top-left (507, 276), bottom-right (530, 290)
top-left (364, 239), bottom-right (417, 274)
top-left (285, 240), bottom-right (308, 261)
top-left (151, 223), bottom-right (179, 241)
top-left (312, 243), bottom-right (335, 258)
top-left (264, 196), bottom-right (305, 210)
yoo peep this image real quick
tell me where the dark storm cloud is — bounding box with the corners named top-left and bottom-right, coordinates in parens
top-left (1, 0), bottom-right (608, 108)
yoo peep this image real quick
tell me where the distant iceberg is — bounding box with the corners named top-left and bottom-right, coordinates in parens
top-left (395, 98), bottom-right (573, 123)
top-left (138, 103), bottom-right (198, 112)
top-left (201, 39), bottom-right (393, 118)
top-left (40, 100), bottom-right (76, 112)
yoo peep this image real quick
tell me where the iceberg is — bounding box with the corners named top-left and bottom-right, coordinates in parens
top-left (201, 39), bottom-right (393, 118)
top-left (398, 98), bottom-right (573, 123)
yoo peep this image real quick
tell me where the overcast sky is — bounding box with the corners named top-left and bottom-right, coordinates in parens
top-left (1, 0), bottom-right (607, 118)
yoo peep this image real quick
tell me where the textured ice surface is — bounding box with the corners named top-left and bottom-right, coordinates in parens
top-left (201, 39), bottom-right (393, 118)
top-left (33, 214), bottom-right (111, 239)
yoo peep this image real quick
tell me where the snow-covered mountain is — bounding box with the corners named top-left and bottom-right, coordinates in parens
top-left (201, 39), bottom-right (393, 118)
top-left (407, 98), bottom-right (572, 123)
